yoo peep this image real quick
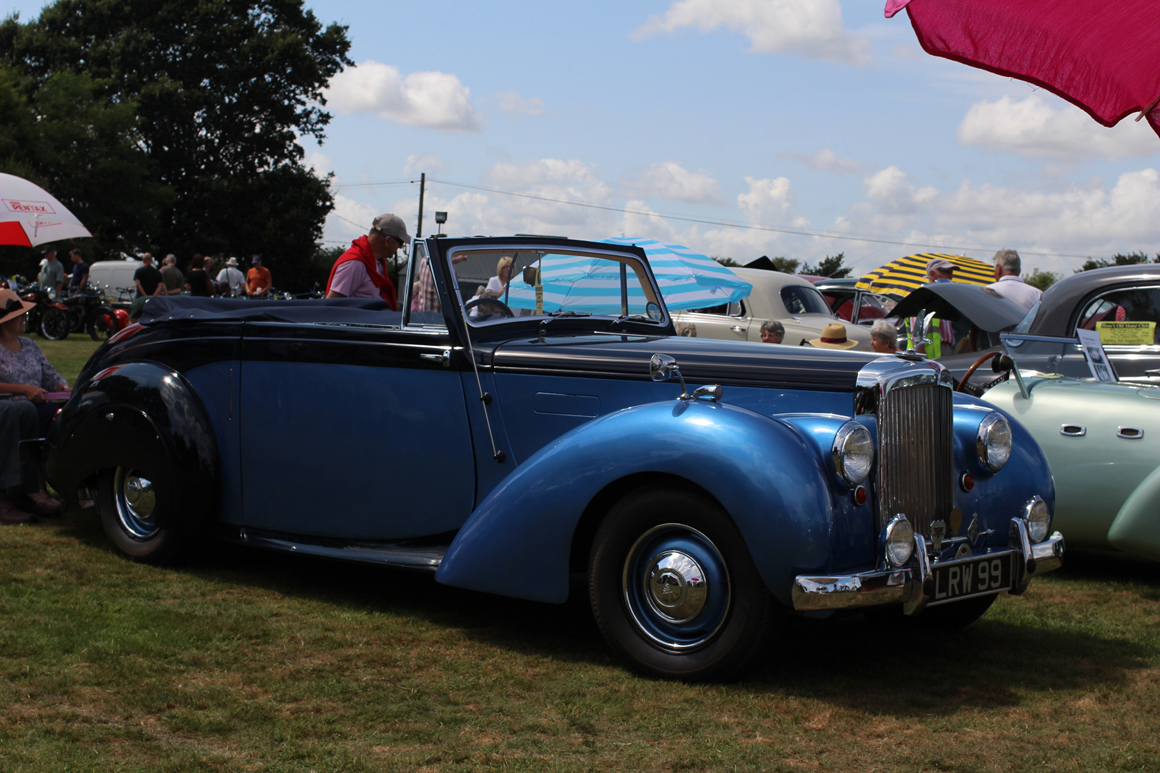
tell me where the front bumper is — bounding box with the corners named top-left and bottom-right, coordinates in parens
top-left (791, 518), bottom-right (1065, 614)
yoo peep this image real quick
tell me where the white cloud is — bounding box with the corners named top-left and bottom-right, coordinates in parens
top-left (306, 151), bottom-right (335, 178)
top-left (779, 148), bottom-right (869, 175)
top-left (957, 94), bottom-right (1158, 161)
top-left (620, 162), bottom-right (723, 204)
top-left (497, 91), bottom-right (546, 116)
top-left (635, 0), bottom-right (871, 65)
top-left (737, 175), bottom-right (800, 222)
top-left (324, 61), bottom-right (482, 132)
top-left (323, 194), bottom-right (380, 245)
top-left (403, 154), bottom-right (448, 176)
top-left (862, 166), bottom-right (939, 215)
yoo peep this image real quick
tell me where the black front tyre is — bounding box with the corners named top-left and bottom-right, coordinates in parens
top-left (97, 467), bottom-right (189, 565)
top-left (589, 488), bottom-right (772, 682)
top-left (40, 307), bottom-right (70, 340)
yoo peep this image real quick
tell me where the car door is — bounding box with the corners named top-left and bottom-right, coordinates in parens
top-left (672, 300), bottom-right (751, 340)
top-left (1073, 285), bottom-right (1160, 383)
top-left (237, 244), bottom-right (476, 540)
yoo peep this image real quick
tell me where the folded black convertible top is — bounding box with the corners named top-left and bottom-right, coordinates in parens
top-left (140, 296), bottom-right (401, 326)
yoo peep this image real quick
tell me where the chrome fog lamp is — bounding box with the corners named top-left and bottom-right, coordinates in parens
top-left (884, 514), bottom-right (914, 567)
top-left (1025, 497), bottom-right (1051, 543)
top-left (976, 413), bottom-right (1012, 473)
top-left (832, 422), bottom-right (874, 487)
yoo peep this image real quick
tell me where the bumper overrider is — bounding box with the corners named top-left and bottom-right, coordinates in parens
top-left (792, 517), bottom-right (1065, 615)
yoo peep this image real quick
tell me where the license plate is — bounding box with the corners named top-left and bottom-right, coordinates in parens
top-left (928, 552), bottom-right (1014, 606)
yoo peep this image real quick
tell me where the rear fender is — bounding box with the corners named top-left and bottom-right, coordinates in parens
top-left (435, 399), bottom-right (838, 605)
top-left (44, 360), bottom-right (218, 532)
top-left (1108, 464), bottom-right (1160, 561)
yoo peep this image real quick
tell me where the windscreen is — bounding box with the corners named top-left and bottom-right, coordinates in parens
top-left (455, 248), bottom-right (660, 322)
top-left (1001, 334), bottom-right (1110, 381)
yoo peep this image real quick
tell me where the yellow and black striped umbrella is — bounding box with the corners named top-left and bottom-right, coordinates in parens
top-left (855, 253), bottom-right (993, 298)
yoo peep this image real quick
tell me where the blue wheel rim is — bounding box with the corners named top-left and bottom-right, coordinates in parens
top-left (621, 523), bottom-right (731, 651)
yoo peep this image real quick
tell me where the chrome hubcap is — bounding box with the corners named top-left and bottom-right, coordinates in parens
top-left (646, 550), bottom-right (708, 623)
top-left (115, 468), bottom-right (158, 539)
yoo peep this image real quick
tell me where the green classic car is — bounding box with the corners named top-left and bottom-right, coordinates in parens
top-left (980, 334), bottom-right (1160, 561)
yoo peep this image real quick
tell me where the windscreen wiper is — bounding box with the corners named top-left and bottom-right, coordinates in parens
top-left (538, 310), bottom-right (593, 337)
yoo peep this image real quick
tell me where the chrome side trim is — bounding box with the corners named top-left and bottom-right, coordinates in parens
top-left (232, 531), bottom-right (445, 571)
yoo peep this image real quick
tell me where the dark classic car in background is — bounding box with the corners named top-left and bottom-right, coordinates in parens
top-left (1017, 264), bottom-right (1160, 384)
top-left (39, 236), bottom-right (1064, 681)
top-left (801, 276), bottom-right (897, 326)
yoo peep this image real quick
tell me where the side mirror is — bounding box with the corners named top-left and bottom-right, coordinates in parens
top-left (650, 353), bottom-right (678, 382)
top-left (649, 353), bottom-right (689, 398)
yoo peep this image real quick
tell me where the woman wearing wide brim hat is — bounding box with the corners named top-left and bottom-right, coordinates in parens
top-left (808, 322), bottom-right (860, 350)
top-left (0, 287), bottom-right (70, 521)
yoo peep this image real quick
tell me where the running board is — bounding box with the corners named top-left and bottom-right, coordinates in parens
top-left (229, 528), bottom-right (446, 571)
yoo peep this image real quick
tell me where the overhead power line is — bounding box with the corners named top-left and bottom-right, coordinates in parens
top-left (331, 176), bottom-right (1100, 260)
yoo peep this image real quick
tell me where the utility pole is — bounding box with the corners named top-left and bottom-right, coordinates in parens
top-left (416, 172), bottom-right (425, 238)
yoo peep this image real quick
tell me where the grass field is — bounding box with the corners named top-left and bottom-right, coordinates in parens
top-left (2, 513), bottom-right (1159, 772)
top-left (35, 335), bottom-right (104, 387)
top-left (6, 336), bottom-right (1160, 772)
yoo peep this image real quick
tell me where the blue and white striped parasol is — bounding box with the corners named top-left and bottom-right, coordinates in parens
top-left (503, 238), bottom-right (752, 315)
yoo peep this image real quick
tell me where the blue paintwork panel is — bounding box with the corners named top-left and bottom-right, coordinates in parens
top-left (239, 361), bottom-right (476, 538)
top-left (494, 372), bottom-right (851, 469)
top-left (183, 361), bottom-right (243, 525)
top-left (437, 399), bottom-right (839, 606)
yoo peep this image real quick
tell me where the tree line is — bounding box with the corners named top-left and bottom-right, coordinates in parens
top-left (0, 0), bottom-right (351, 290)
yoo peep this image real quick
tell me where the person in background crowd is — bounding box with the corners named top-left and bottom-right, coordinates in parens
top-left (325, 213), bottom-right (408, 307)
top-left (186, 254), bottom-right (215, 297)
top-left (909, 258), bottom-right (955, 357)
top-left (0, 287), bottom-right (69, 518)
top-left (247, 255), bottom-right (271, 296)
top-left (987, 248), bottom-right (1042, 312)
top-left (67, 248), bottom-right (89, 293)
top-left (870, 319), bottom-right (898, 353)
top-left (160, 254), bottom-right (184, 295)
top-left (809, 321), bottom-right (859, 349)
top-left (130, 253), bottom-right (165, 319)
top-left (216, 257), bottom-right (246, 297)
top-left (0, 399), bottom-right (39, 523)
top-left (760, 319), bottom-right (784, 344)
top-left (37, 245), bottom-right (64, 295)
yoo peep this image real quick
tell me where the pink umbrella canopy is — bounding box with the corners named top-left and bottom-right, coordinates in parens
top-left (885, 0), bottom-right (1160, 139)
top-left (0, 172), bottom-right (92, 247)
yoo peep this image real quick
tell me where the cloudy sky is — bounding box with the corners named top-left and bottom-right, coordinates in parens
top-left (10, 0), bottom-right (1160, 276)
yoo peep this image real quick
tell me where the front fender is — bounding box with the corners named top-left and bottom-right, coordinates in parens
top-left (435, 399), bottom-right (838, 605)
top-left (1108, 464), bottom-right (1160, 562)
top-left (44, 360), bottom-right (219, 532)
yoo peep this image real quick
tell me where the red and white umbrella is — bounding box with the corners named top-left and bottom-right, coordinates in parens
top-left (0, 172), bottom-right (92, 247)
top-left (886, 0), bottom-right (1160, 140)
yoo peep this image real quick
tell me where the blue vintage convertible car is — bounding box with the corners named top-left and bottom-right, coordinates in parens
top-left (39, 236), bottom-right (1064, 680)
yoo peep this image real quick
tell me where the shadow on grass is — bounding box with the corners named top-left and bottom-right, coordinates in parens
top-left (51, 510), bottom-right (1156, 708)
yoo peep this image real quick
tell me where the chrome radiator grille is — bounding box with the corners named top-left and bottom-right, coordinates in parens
top-left (876, 381), bottom-right (954, 536)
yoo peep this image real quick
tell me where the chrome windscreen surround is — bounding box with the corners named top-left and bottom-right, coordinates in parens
top-left (855, 357), bottom-right (955, 538)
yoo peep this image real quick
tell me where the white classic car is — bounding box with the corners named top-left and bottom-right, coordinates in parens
top-left (672, 267), bottom-right (874, 350)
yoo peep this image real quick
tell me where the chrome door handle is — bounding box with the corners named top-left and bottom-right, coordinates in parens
top-left (1060, 424), bottom-right (1086, 437)
top-left (420, 349), bottom-right (451, 367)
top-left (730, 325), bottom-right (745, 333)
top-left (1117, 426), bottom-right (1144, 439)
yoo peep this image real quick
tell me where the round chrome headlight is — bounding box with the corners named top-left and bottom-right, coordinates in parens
top-left (884, 514), bottom-right (914, 567)
top-left (1025, 497), bottom-right (1051, 543)
top-left (976, 413), bottom-right (1012, 473)
top-left (832, 422), bottom-right (874, 487)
